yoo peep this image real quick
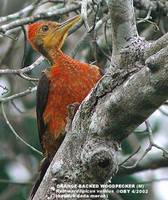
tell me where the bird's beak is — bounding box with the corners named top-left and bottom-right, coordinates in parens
top-left (58, 15), bottom-right (81, 34)
top-left (44, 15), bottom-right (81, 49)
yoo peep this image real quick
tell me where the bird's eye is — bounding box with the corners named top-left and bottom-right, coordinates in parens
top-left (41, 25), bottom-right (49, 32)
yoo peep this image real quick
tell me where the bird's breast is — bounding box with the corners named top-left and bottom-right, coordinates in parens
top-left (43, 61), bottom-right (101, 139)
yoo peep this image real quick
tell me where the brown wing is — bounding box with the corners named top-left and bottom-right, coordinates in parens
top-left (36, 71), bottom-right (50, 152)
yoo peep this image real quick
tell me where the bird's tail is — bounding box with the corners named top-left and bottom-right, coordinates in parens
top-left (29, 157), bottom-right (50, 200)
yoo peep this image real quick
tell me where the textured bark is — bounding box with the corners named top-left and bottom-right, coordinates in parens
top-left (32, 0), bottom-right (168, 199)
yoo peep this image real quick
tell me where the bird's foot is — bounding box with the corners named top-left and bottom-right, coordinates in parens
top-left (66, 102), bottom-right (80, 130)
top-left (67, 102), bottom-right (80, 120)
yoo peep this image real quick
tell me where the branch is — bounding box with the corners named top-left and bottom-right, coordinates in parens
top-left (133, 0), bottom-right (168, 15)
top-left (145, 32), bottom-right (168, 59)
top-left (117, 156), bottom-right (168, 176)
top-left (0, 0), bottom-right (41, 24)
top-left (0, 56), bottom-right (44, 75)
top-left (0, 87), bottom-right (36, 102)
top-left (81, 0), bottom-right (90, 31)
top-left (0, 4), bottom-right (81, 34)
top-left (71, 12), bottom-right (109, 58)
top-left (145, 47), bottom-right (168, 71)
top-left (0, 179), bottom-right (32, 185)
top-left (106, 0), bottom-right (138, 67)
top-left (1, 102), bottom-right (42, 156)
top-left (118, 120), bottom-right (168, 174)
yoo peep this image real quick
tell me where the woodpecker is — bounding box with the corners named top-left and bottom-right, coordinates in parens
top-left (27, 15), bottom-right (102, 198)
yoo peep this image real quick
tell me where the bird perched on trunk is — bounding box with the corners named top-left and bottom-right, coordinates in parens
top-left (27, 15), bottom-right (102, 198)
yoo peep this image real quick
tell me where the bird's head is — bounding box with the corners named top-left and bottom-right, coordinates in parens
top-left (27, 15), bottom-right (80, 53)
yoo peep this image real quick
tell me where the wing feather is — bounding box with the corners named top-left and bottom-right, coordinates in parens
top-left (36, 72), bottom-right (50, 151)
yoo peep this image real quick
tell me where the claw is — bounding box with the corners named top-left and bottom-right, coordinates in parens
top-left (66, 102), bottom-right (80, 130)
top-left (67, 102), bottom-right (80, 120)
